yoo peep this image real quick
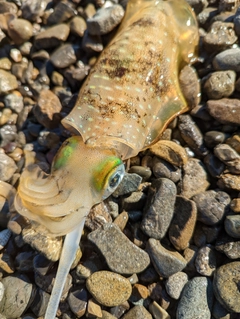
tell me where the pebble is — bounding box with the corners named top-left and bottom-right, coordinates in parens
top-left (22, 226), bottom-right (62, 261)
top-left (88, 223), bottom-right (150, 274)
top-left (230, 198), bottom-right (240, 212)
top-left (213, 262), bottom-right (240, 312)
top-left (195, 245), bottom-right (216, 276)
top-left (147, 238), bottom-right (187, 278)
top-left (86, 271), bottom-right (132, 307)
top-left (85, 201), bottom-right (112, 231)
top-left (177, 276), bottom-right (213, 319)
top-left (7, 18), bottom-right (33, 45)
top-left (33, 89), bottom-right (62, 129)
top-left (214, 143), bottom-right (240, 174)
top-left (0, 274), bottom-right (33, 318)
top-left (141, 178), bottom-right (177, 239)
top-left (98, 310), bottom-right (120, 318)
top-left (122, 305), bottom-right (152, 319)
top-left (149, 140), bottom-right (188, 166)
top-left (213, 48), bottom-right (240, 71)
top-left (30, 288), bottom-right (50, 317)
top-left (204, 131), bottom-right (227, 148)
top-left (128, 166), bottom-right (152, 181)
top-left (0, 151), bottom-right (17, 181)
top-left (33, 254), bottom-right (53, 276)
top-left (34, 24), bottom-right (70, 49)
top-left (224, 215), bottom-right (240, 238)
top-left (114, 211), bottom-right (128, 231)
top-left (113, 172), bottom-right (142, 197)
top-left (192, 190), bottom-right (230, 225)
top-left (0, 70), bottom-right (18, 94)
top-left (70, 16), bottom-right (87, 37)
top-left (203, 70), bottom-right (236, 99)
top-left (215, 238), bottom-right (240, 259)
top-left (168, 196), bottom-right (197, 251)
top-left (87, 5), bottom-right (125, 36)
top-left (4, 92), bottom-right (24, 113)
top-left (0, 57), bottom-right (11, 70)
top-left (50, 44), bottom-right (79, 68)
top-left (217, 173), bottom-right (240, 191)
top-left (21, 0), bottom-right (47, 21)
top-left (68, 287), bottom-right (88, 317)
top-left (47, 1), bottom-right (76, 25)
top-left (179, 65), bottom-right (200, 109)
top-left (110, 301), bottom-right (130, 318)
top-left (204, 153), bottom-right (225, 178)
top-left (165, 272), bottom-right (188, 300)
top-left (178, 114), bottom-right (208, 157)
top-left (0, 229), bottom-right (11, 250)
top-left (149, 301), bottom-right (170, 319)
top-left (87, 298), bottom-right (102, 318)
top-left (179, 158), bottom-right (210, 198)
top-left (203, 21), bottom-right (237, 52)
top-left (226, 133), bottom-right (240, 153)
top-left (152, 157), bottom-right (181, 183)
top-left (183, 245), bottom-right (198, 274)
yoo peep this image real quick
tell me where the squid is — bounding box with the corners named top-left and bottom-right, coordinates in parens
top-left (14, 0), bottom-right (199, 318)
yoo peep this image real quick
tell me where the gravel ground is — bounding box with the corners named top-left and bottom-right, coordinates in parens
top-left (0, 0), bottom-right (240, 318)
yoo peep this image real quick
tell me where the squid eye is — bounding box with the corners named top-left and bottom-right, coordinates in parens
top-left (102, 163), bottom-right (125, 199)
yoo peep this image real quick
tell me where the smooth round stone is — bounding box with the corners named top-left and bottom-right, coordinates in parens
top-left (179, 158), bottom-right (210, 198)
top-left (88, 223), bottom-right (150, 275)
top-left (128, 166), bottom-right (152, 181)
top-left (70, 16), bottom-right (87, 37)
top-left (8, 18), bottom-right (33, 45)
top-left (147, 238), bottom-right (187, 278)
top-left (177, 277), bottom-right (213, 319)
top-left (213, 262), bottom-right (240, 312)
top-left (122, 305), bottom-right (152, 319)
top-left (204, 131), bottom-right (226, 148)
top-left (169, 196), bottom-right (197, 251)
top-left (165, 272), bottom-right (188, 300)
top-left (203, 70), bottom-right (236, 99)
top-left (195, 245), bottom-right (216, 276)
top-left (152, 157), bottom-right (181, 183)
top-left (213, 48), bottom-right (240, 72)
top-left (0, 70), bottom-right (18, 94)
top-left (141, 178), bottom-right (177, 240)
top-left (86, 271), bottom-right (132, 307)
top-left (179, 65), bottom-right (200, 109)
top-left (0, 274), bottom-right (33, 318)
top-left (192, 190), bottom-right (230, 225)
top-left (225, 215), bottom-right (240, 238)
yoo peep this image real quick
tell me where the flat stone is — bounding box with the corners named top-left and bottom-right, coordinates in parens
top-left (207, 98), bottom-right (240, 125)
top-left (169, 196), bottom-right (197, 251)
top-left (122, 305), bottom-right (152, 319)
top-left (147, 238), bottom-right (187, 278)
top-left (86, 271), bottom-right (132, 307)
top-left (213, 48), bottom-right (240, 72)
top-left (141, 178), bottom-right (177, 240)
top-left (34, 24), bottom-right (70, 49)
top-left (177, 277), bottom-right (213, 319)
top-left (88, 223), bottom-right (150, 275)
top-left (213, 262), bottom-right (240, 312)
top-left (113, 173), bottom-right (142, 197)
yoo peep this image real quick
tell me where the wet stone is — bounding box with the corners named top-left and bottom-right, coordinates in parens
top-left (68, 287), bottom-right (88, 317)
top-left (147, 238), bottom-right (187, 278)
top-left (33, 89), bottom-right (62, 129)
top-left (213, 262), bottom-right (240, 312)
top-left (70, 16), bottom-right (87, 37)
top-left (168, 196), bottom-right (197, 251)
top-left (152, 157), bottom-right (181, 183)
top-left (0, 274), bottom-right (33, 318)
top-left (87, 4), bottom-right (125, 36)
top-left (192, 190), bottom-right (230, 225)
top-left (203, 21), bottom-right (237, 52)
top-left (50, 44), bottom-right (79, 69)
top-left (141, 178), bottom-right (177, 240)
top-left (195, 245), bottom-right (217, 276)
top-left (86, 271), bottom-right (132, 307)
top-left (22, 226), bottom-right (62, 261)
top-left (165, 272), bottom-right (188, 300)
top-left (0, 70), bottom-right (18, 94)
top-left (0, 151), bottom-right (17, 181)
top-left (122, 305), bottom-right (152, 319)
top-left (113, 172), bottom-right (142, 197)
top-left (177, 277), bottom-right (213, 319)
top-left (34, 24), bottom-right (70, 50)
top-left (8, 18), bottom-right (33, 45)
top-left (203, 71), bottom-right (236, 99)
top-left (224, 215), bottom-right (240, 238)
top-left (178, 114), bottom-right (208, 157)
top-left (213, 48), bottom-right (240, 72)
top-left (88, 223), bottom-right (150, 275)
top-left (179, 158), bottom-right (210, 198)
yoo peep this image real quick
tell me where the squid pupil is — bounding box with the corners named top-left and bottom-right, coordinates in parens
top-left (109, 173), bottom-right (121, 188)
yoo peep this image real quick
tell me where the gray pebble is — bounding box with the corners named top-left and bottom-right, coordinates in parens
top-left (165, 272), bottom-right (188, 300)
top-left (213, 262), bottom-right (240, 312)
top-left (152, 157), bottom-right (181, 183)
top-left (50, 44), bottom-right (79, 68)
top-left (82, 31), bottom-right (103, 53)
top-left (68, 287), bottom-right (88, 317)
top-left (179, 158), bottom-right (210, 198)
top-left (0, 274), bottom-right (33, 318)
top-left (169, 196), bottom-right (197, 251)
top-left (192, 190), bottom-right (230, 225)
top-left (213, 48), bottom-right (240, 71)
top-left (141, 178), bottom-right (176, 240)
top-left (88, 223), bottom-right (150, 274)
top-left (47, 2), bottom-right (77, 25)
top-left (33, 254), bottom-right (53, 276)
top-left (147, 238), bottom-right (187, 278)
top-left (204, 153), bottom-right (225, 178)
top-left (178, 114), bottom-right (208, 157)
top-left (4, 93), bottom-right (24, 113)
top-left (87, 5), bottom-right (124, 36)
top-left (128, 166), bottom-right (151, 181)
top-left (177, 276), bottom-right (213, 319)
top-left (203, 71), bottom-right (236, 99)
top-left (113, 172), bottom-right (142, 197)
top-left (195, 245), bottom-right (216, 276)
top-left (224, 215), bottom-right (240, 238)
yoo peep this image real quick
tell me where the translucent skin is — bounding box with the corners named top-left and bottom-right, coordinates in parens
top-left (15, 0), bottom-right (199, 236)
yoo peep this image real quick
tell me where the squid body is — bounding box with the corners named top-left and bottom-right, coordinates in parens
top-left (14, 0), bottom-right (199, 318)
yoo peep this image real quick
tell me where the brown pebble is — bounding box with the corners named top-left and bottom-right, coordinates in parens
top-left (206, 98), bottom-right (240, 125)
top-left (8, 18), bottom-right (33, 45)
top-left (113, 211), bottom-right (128, 231)
top-left (87, 298), bottom-right (102, 318)
top-left (230, 198), bottom-right (240, 212)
